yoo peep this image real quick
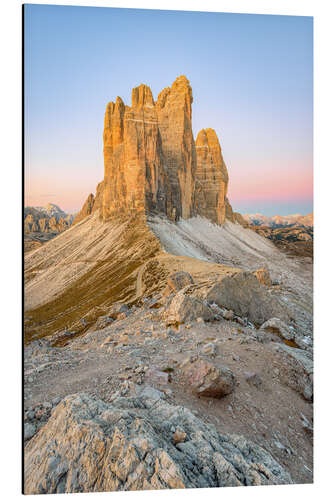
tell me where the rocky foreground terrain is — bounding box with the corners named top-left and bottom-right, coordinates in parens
top-left (24, 76), bottom-right (313, 494)
top-left (24, 259), bottom-right (313, 492)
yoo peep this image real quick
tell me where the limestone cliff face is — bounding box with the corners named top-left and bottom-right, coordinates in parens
top-left (233, 212), bottom-right (250, 228)
top-left (82, 76), bottom-right (238, 226)
top-left (73, 193), bottom-right (95, 225)
top-left (194, 128), bottom-right (229, 225)
top-left (73, 181), bottom-right (105, 225)
top-left (101, 87), bottom-right (172, 221)
top-left (155, 76), bottom-right (196, 220)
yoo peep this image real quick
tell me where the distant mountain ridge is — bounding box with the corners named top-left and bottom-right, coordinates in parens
top-left (243, 213), bottom-right (313, 228)
top-left (24, 203), bottom-right (74, 233)
top-left (28, 203), bottom-right (67, 219)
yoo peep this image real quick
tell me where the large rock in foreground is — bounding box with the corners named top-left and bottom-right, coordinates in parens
top-left (206, 271), bottom-right (290, 326)
top-left (180, 357), bottom-right (235, 398)
top-left (24, 393), bottom-right (292, 494)
top-left (271, 344), bottom-right (313, 401)
top-left (165, 292), bottom-right (214, 325)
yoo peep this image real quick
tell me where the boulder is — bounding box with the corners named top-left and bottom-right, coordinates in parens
top-left (300, 413), bottom-right (313, 435)
top-left (24, 393), bottom-right (292, 493)
top-left (206, 271), bottom-right (290, 326)
top-left (165, 292), bottom-right (214, 325)
top-left (180, 357), bottom-right (235, 398)
top-left (24, 422), bottom-right (36, 441)
top-left (271, 344), bottom-right (313, 402)
top-left (139, 386), bottom-right (166, 401)
top-left (260, 318), bottom-right (294, 341)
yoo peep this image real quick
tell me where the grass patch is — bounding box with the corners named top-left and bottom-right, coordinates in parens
top-left (24, 215), bottom-right (161, 344)
top-left (162, 367), bottom-right (174, 373)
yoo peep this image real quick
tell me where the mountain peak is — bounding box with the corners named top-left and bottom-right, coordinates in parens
top-left (24, 203), bottom-right (73, 234)
top-left (131, 84), bottom-right (154, 107)
top-left (78, 76), bottom-right (239, 227)
top-left (244, 213), bottom-right (313, 228)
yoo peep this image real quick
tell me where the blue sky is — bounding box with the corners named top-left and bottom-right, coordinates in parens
top-left (24, 4), bottom-right (313, 215)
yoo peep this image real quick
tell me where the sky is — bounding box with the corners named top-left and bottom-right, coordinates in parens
top-left (24, 5), bottom-right (313, 216)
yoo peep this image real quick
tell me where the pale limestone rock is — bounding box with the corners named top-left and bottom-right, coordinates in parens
top-left (271, 344), bottom-right (313, 401)
top-left (155, 75), bottom-right (196, 220)
top-left (165, 292), bottom-right (214, 325)
top-left (24, 393), bottom-right (292, 493)
top-left (194, 128), bottom-right (229, 225)
top-left (77, 76), bottom-right (238, 226)
top-left (206, 271), bottom-right (290, 326)
top-left (260, 317), bottom-right (294, 341)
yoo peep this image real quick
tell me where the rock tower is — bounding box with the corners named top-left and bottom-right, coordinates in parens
top-left (75, 76), bottom-right (244, 226)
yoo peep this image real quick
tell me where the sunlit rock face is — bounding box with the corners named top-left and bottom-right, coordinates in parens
top-left (82, 75), bottom-right (238, 225)
top-left (102, 87), bottom-right (172, 221)
top-left (155, 75), bottom-right (196, 221)
top-left (194, 128), bottom-right (229, 225)
top-left (73, 181), bottom-right (104, 225)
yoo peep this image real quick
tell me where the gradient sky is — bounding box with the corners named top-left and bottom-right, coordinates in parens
top-left (24, 5), bottom-right (313, 216)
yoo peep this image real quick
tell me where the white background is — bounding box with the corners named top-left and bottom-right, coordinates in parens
top-left (0, 0), bottom-right (331, 498)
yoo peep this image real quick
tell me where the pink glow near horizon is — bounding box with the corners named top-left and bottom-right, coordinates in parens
top-left (227, 161), bottom-right (313, 204)
top-left (24, 6), bottom-right (312, 217)
top-left (25, 175), bottom-right (98, 214)
top-left (25, 164), bottom-right (313, 215)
